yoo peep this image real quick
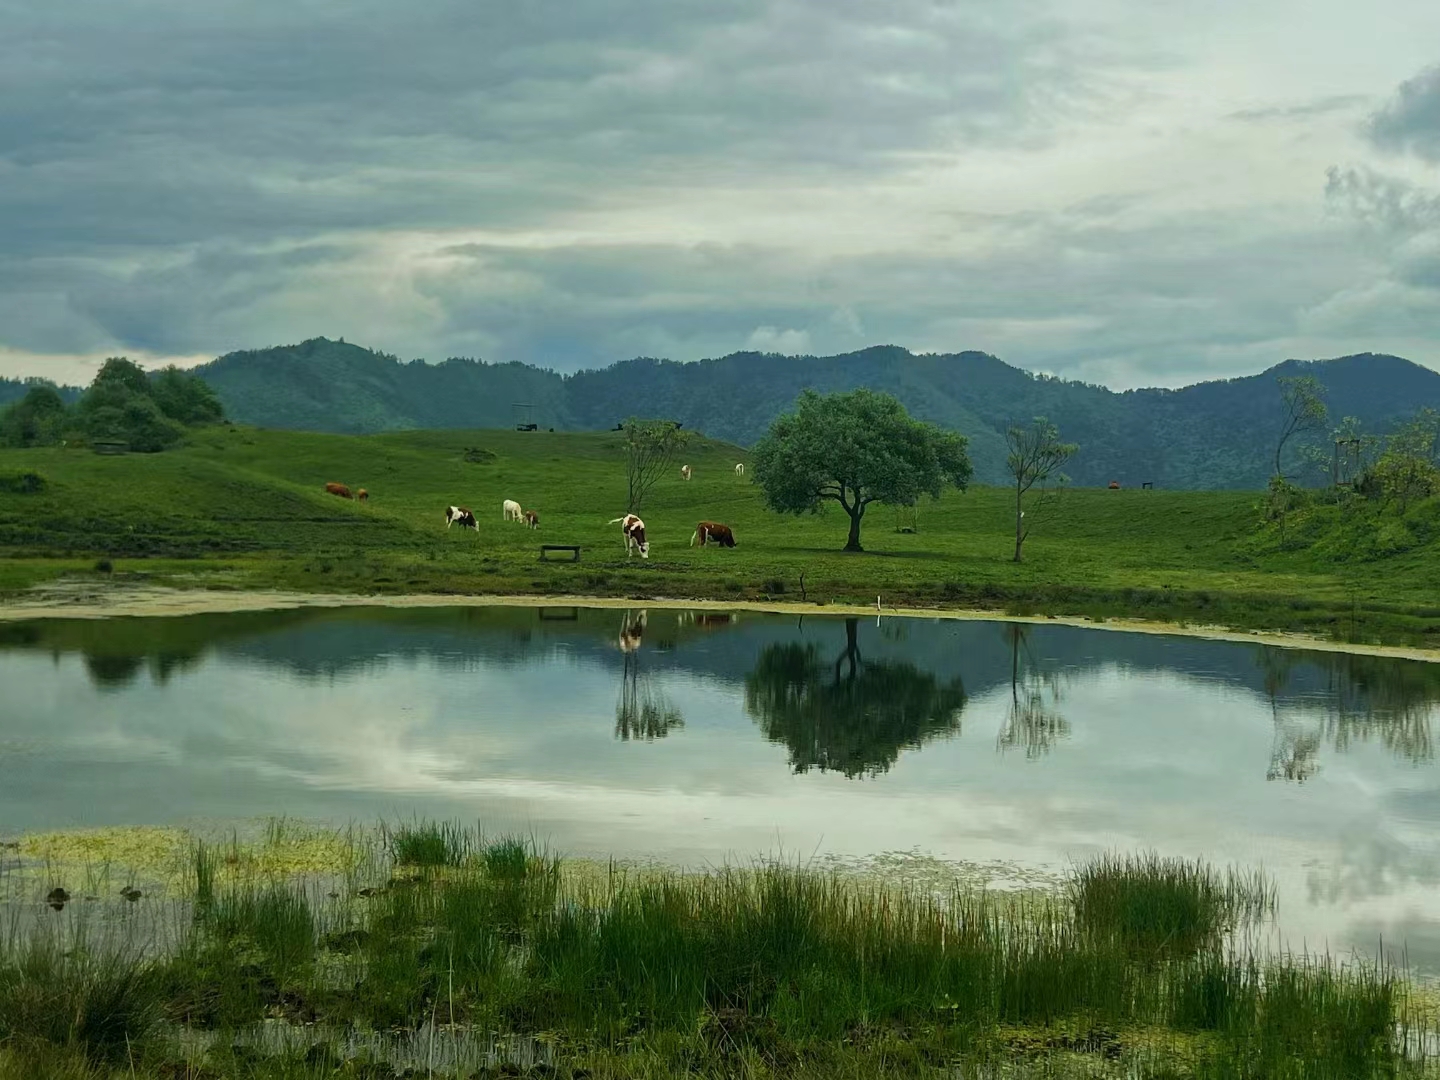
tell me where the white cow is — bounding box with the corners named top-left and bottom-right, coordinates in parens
top-left (680, 465), bottom-right (692, 481)
top-left (502, 499), bottom-right (523, 522)
top-left (734, 463), bottom-right (745, 475)
top-left (608, 514), bottom-right (650, 558)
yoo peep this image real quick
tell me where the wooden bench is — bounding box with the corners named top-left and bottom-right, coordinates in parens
top-left (1141, 481), bottom-right (1154, 490)
top-left (540, 544), bottom-right (581, 562)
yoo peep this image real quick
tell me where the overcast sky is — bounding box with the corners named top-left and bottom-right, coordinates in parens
top-left (2, 0), bottom-right (1438, 388)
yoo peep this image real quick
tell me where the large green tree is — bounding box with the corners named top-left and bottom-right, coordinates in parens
top-left (750, 389), bottom-right (972, 552)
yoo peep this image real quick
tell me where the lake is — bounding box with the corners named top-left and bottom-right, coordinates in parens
top-left (2, 603), bottom-right (1438, 973)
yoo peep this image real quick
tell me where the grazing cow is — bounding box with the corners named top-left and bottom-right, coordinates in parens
top-left (690, 521), bottom-right (737, 548)
top-left (734, 463), bottom-right (745, 475)
top-left (523, 509), bottom-right (540, 529)
top-left (445, 505), bottom-right (479, 531)
top-left (608, 514), bottom-right (650, 558)
top-left (1108, 480), bottom-right (1121, 490)
top-left (357, 488), bottom-right (369, 502)
top-left (325, 482), bottom-right (353, 499)
top-left (503, 499), bottom-right (523, 522)
top-left (680, 464), bottom-right (692, 481)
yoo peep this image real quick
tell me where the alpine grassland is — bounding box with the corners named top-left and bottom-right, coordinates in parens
top-left (1, 424), bottom-right (1439, 645)
top-left (0, 821), bottom-right (1432, 1078)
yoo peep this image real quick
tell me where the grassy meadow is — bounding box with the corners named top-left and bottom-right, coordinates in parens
top-left (0, 819), bottom-right (1431, 1079)
top-left (1, 425), bottom-right (1439, 645)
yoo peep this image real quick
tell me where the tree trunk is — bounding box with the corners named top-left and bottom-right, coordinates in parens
top-left (844, 507), bottom-right (864, 552)
top-left (1013, 485), bottom-right (1024, 562)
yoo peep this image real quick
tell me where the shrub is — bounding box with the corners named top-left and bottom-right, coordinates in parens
top-left (0, 471), bottom-right (47, 494)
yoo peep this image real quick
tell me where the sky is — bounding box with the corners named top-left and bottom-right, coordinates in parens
top-left (2, 0), bottom-right (1439, 389)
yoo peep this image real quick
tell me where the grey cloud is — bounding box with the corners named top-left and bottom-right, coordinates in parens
top-left (0, 0), bottom-right (1095, 257)
top-left (1367, 64), bottom-right (1440, 161)
top-left (412, 207), bottom-right (1365, 383)
top-left (1227, 94), bottom-right (1367, 124)
top-left (1324, 166), bottom-right (1440, 235)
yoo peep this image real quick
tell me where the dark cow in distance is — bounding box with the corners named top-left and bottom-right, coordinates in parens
top-left (357, 488), bottom-right (369, 502)
top-left (523, 509), bottom-right (540, 529)
top-left (690, 521), bottom-right (736, 548)
top-left (325, 482), bottom-right (353, 499)
top-left (445, 505), bottom-right (478, 531)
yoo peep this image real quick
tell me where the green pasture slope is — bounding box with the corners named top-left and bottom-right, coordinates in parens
top-left (1, 425), bottom-right (1438, 645)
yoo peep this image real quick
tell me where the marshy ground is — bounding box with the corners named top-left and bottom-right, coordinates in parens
top-left (0, 820), bottom-right (1433, 1078)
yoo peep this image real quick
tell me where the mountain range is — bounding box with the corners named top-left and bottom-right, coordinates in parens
top-left (13, 338), bottom-right (1440, 489)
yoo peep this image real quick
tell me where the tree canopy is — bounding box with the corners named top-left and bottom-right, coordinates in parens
top-left (0, 358), bottom-right (223, 451)
top-left (750, 389), bottom-right (972, 551)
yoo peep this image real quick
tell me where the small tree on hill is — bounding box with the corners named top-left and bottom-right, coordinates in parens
top-left (621, 418), bottom-right (691, 512)
top-left (1274, 375), bottom-right (1327, 481)
top-left (1005, 417), bottom-right (1076, 563)
top-left (750, 389), bottom-right (972, 552)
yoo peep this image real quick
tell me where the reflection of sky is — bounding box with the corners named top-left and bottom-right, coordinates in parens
top-left (2, 610), bottom-right (1439, 974)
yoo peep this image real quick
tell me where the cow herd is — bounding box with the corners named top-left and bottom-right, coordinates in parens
top-left (324, 459), bottom-right (746, 559)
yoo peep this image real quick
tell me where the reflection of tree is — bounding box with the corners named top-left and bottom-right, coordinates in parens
top-left (613, 610), bottom-right (684, 742)
top-left (995, 624), bottom-right (1070, 759)
top-left (743, 618), bottom-right (966, 778)
top-left (1259, 647), bottom-right (1439, 781)
top-left (83, 653), bottom-right (145, 689)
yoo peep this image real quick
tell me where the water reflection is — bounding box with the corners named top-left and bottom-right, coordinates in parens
top-left (743, 618), bottom-right (967, 778)
top-left (614, 610), bottom-right (684, 742)
top-left (996, 625), bottom-right (1071, 760)
top-left (7, 604), bottom-right (1440, 974)
top-left (1258, 648), bottom-right (1439, 781)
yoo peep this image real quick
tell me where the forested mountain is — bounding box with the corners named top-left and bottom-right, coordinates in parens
top-left (35, 337), bottom-right (1440, 488)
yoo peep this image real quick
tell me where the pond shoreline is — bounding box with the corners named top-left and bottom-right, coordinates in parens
top-left (3, 580), bottom-right (1439, 663)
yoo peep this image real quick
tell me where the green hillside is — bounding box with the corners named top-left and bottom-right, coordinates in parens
top-left (177, 338), bottom-right (1440, 490)
top-left (3, 426), bottom-right (1438, 646)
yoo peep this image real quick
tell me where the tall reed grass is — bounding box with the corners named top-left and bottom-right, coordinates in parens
top-left (0, 820), bottom-right (1427, 1078)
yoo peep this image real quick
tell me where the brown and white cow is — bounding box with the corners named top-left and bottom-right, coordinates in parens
top-left (445, 505), bottom-right (478, 531)
top-left (324, 482), bottom-right (353, 499)
top-left (690, 521), bottom-right (736, 548)
top-left (608, 514), bottom-right (649, 558)
top-left (680, 464), bottom-right (692, 481)
top-left (523, 509), bottom-right (540, 529)
top-left (356, 488), bottom-right (369, 502)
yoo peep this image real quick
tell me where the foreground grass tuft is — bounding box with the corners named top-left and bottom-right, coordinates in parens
top-left (0, 821), bottom-right (1431, 1077)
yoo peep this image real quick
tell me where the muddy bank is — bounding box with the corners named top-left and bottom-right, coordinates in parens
top-left (2, 579), bottom-right (1437, 663)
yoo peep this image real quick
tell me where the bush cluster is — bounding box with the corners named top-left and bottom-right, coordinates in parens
top-left (0, 358), bottom-right (222, 452)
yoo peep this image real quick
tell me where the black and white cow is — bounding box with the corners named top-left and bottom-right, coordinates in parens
top-left (445, 505), bottom-right (478, 531)
top-left (608, 514), bottom-right (650, 558)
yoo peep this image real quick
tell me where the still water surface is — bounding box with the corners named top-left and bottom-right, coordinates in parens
top-left (2, 604), bottom-right (1439, 971)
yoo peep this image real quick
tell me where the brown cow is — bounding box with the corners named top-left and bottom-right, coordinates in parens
top-left (1108, 481), bottom-right (1121, 490)
top-left (690, 521), bottom-right (736, 548)
top-left (325, 482), bottom-right (353, 499)
top-left (357, 488), bottom-right (369, 502)
top-left (523, 509), bottom-right (539, 529)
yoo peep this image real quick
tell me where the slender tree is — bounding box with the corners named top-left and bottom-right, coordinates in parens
top-left (1005, 417), bottom-right (1076, 563)
top-left (1274, 375), bottom-right (1328, 480)
top-left (751, 389), bottom-right (971, 552)
top-left (619, 418), bottom-right (691, 513)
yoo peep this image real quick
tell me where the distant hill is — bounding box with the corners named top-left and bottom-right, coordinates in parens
top-left (181, 338), bottom-right (1440, 489)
